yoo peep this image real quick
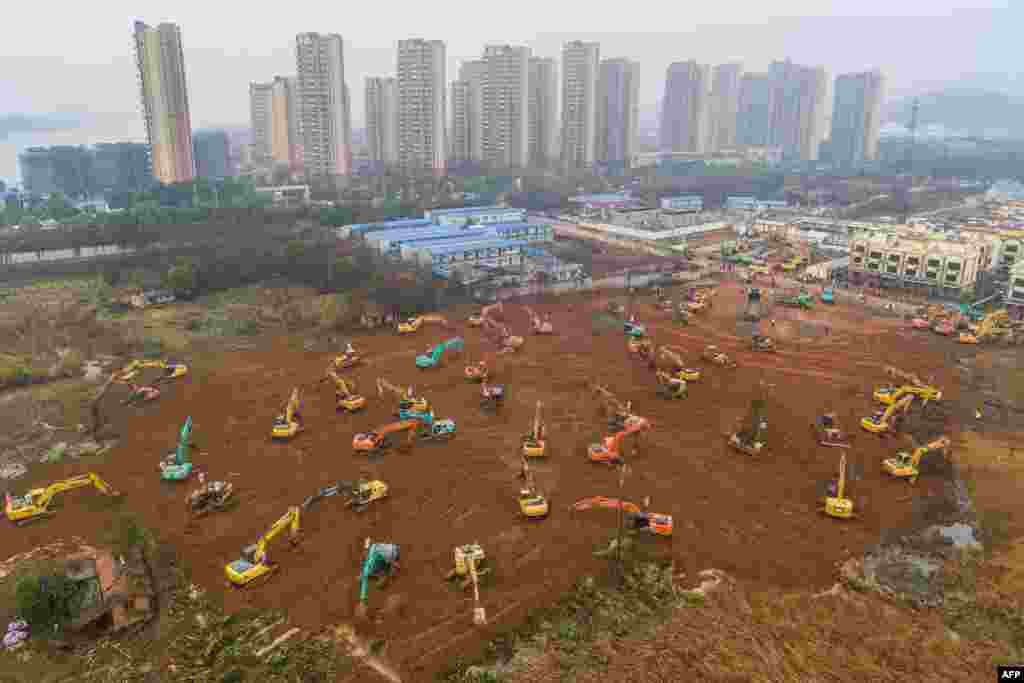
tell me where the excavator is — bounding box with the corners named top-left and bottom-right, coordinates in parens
top-left (517, 457), bottom-right (550, 518)
top-left (883, 436), bottom-right (951, 484)
top-left (628, 337), bottom-right (654, 358)
top-left (416, 338), bottom-right (465, 369)
top-left (483, 317), bottom-right (524, 354)
top-left (445, 543), bottom-right (490, 590)
top-left (338, 480), bottom-right (389, 511)
top-left (326, 369), bottom-right (366, 413)
top-left (655, 370), bottom-right (686, 399)
top-left (656, 346), bottom-right (702, 382)
top-left (123, 382), bottom-right (161, 405)
top-left (5, 473), bottom-right (119, 524)
top-left (271, 389), bottom-right (303, 441)
top-left (729, 382), bottom-right (771, 456)
top-left (522, 401), bottom-right (547, 458)
top-left (353, 419), bottom-right (419, 454)
top-left (356, 539), bottom-right (400, 617)
top-left (571, 497), bottom-right (673, 536)
top-left (885, 366), bottom-right (924, 387)
top-left (592, 384), bottom-right (640, 431)
top-left (403, 409), bottom-right (458, 440)
top-left (812, 413), bottom-right (851, 448)
top-left (702, 345), bottom-right (737, 368)
top-left (959, 310), bottom-right (1009, 344)
top-left (823, 453), bottom-right (855, 519)
top-left (623, 316), bottom-right (646, 338)
top-left (480, 381), bottom-right (505, 410)
top-left (525, 306), bottom-right (553, 334)
top-left (464, 359), bottom-right (490, 382)
top-left (225, 506), bottom-right (301, 586)
top-left (377, 377), bottom-right (430, 414)
top-left (187, 480), bottom-right (234, 517)
top-left (332, 343), bottom-right (361, 370)
top-left (751, 335), bottom-right (776, 352)
top-left (587, 417), bottom-right (651, 465)
top-left (114, 359), bottom-right (189, 384)
top-left (159, 416), bottom-right (195, 481)
top-left (398, 314), bottom-right (450, 334)
top-left (874, 383), bottom-right (942, 406)
top-left (861, 395), bottom-right (913, 434)
top-left (469, 302), bottom-right (503, 327)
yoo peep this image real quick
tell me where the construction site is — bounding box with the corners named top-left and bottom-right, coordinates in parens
top-left (4, 239), bottom-right (1023, 681)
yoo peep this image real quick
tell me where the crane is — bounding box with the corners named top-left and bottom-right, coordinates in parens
top-left (271, 389), bottom-right (303, 441)
top-left (861, 395), bottom-right (913, 434)
top-left (571, 497), bottom-right (673, 536)
top-left (6, 473), bottom-right (119, 524)
top-left (823, 453), bottom-right (855, 519)
top-left (883, 436), bottom-right (951, 483)
top-left (587, 418), bottom-right (651, 465)
top-left (356, 538), bottom-right (400, 617)
top-left (225, 506), bottom-right (301, 586)
top-left (522, 401), bottom-right (547, 458)
top-left (159, 416), bottom-right (195, 481)
top-left (326, 369), bottom-right (366, 412)
top-left (376, 377), bottom-right (430, 414)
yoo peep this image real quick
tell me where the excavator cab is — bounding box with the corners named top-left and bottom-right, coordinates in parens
top-left (446, 544), bottom-right (490, 588)
top-left (519, 488), bottom-right (549, 518)
top-left (398, 317), bottom-right (423, 334)
top-left (627, 512), bottom-right (674, 536)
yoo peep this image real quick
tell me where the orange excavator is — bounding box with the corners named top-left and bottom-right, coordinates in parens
top-left (587, 417), bottom-right (651, 465)
top-left (571, 497), bottom-right (673, 536)
top-left (352, 420), bottom-right (419, 454)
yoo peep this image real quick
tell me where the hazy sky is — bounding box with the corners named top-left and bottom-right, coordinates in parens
top-left (0, 0), bottom-right (1018, 182)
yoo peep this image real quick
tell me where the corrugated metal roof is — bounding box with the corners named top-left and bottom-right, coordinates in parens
top-left (428, 205), bottom-right (519, 216)
top-left (416, 238), bottom-right (528, 255)
top-left (348, 219), bottom-right (432, 234)
top-left (367, 225), bottom-right (485, 243)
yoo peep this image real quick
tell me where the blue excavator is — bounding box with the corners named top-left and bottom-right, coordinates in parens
top-left (416, 338), bottom-right (465, 369)
top-left (159, 416), bottom-right (195, 481)
top-left (355, 538), bottom-right (400, 617)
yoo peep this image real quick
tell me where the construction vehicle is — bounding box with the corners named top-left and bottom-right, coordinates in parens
top-left (480, 381), bottom-right (505, 409)
top-left (327, 479), bottom-right (389, 510)
top-left (959, 310), bottom-right (1009, 344)
top-left (571, 497), bottom-right (673, 536)
top-left (702, 345), bottom-right (737, 368)
top-left (883, 436), bottom-right (951, 484)
top-left (159, 416), bottom-right (195, 481)
top-left (353, 419), bottom-right (420, 454)
top-left (356, 539), bottom-right (400, 616)
top-left (743, 287), bottom-right (762, 321)
top-left (657, 346), bottom-right (701, 382)
top-left (187, 481), bottom-right (234, 517)
top-left (398, 314), bottom-right (449, 334)
top-left (779, 291), bottom-right (813, 309)
top-left (518, 461), bottom-right (550, 518)
top-left (483, 317), bottom-right (524, 353)
top-left (812, 413), bottom-right (851, 448)
top-left (623, 316), bottom-right (646, 338)
top-left (751, 335), bottom-right (776, 352)
top-left (587, 417), bottom-right (650, 465)
top-left (861, 395), bottom-right (913, 434)
top-left (333, 344), bottom-right (361, 370)
top-left (525, 307), bottom-right (553, 334)
top-left (445, 543), bottom-right (491, 589)
top-left (5, 473), bottom-right (119, 524)
top-left (592, 384), bottom-right (639, 431)
top-left (271, 389), bottom-right (303, 441)
top-left (325, 369), bottom-right (367, 413)
top-left (628, 337), bottom-right (654, 358)
top-left (823, 453), bottom-right (855, 519)
top-left (123, 383), bottom-right (160, 405)
top-left (114, 359), bottom-right (188, 384)
top-left (464, 360), bottom-right (489, 382)
top-left (376, 378), bottom-right (429, 414)
top-left (522, 401), bottom-right (547, 458)
top-left (885, 366), bottom-right (924, 387)
top-left (655, 370), bottom-right (686, 399)
top-left (225, 506), bottom-right (301, 586)
top-left (820, 288), bottom-right (835, 304)
top-left (402, 409), bottom-right (458, 440)
top-left (874, 383), bottom-right (942, 406)
top-left (416, 337), bottom-right (465, 369)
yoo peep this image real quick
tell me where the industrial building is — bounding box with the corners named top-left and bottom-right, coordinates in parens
top-left (424, 205), bottom-right (525, 226)
top-left (660, 195), bottom-right (703, 211)
top-left (848, 232), bottom-right (989, 295)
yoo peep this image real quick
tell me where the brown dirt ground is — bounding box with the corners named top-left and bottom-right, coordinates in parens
top-left (0, 280), bottom-right (981, 681)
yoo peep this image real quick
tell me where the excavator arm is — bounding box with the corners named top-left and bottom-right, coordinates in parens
top-left (572, 497), bottom-right (642, 514)
top-left (175, 417), bottom-right (193, 466)
top-left (883, 396), bottom-right (913, 423)
top-left (377, 420), bottom-right (420, 436)
top-left (252, 507), bottom-right (300, 565)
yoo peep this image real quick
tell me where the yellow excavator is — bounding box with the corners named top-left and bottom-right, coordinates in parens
top-left (376, 378), bottom-right (430, 414)
top-left (271, 388), bottom-right (303, 440)
top-left (522, 401), bottom-right (547, 458)
top-left (333, 342), bottom-right (361, 370)
top-left (874, 383), bottom-right (942, 406)
top-left (655, 370), bottom-right (687, 399)
top-left (518, 460), bottom-right (550, 518)
top-left (114, 359), bottom-right (188, 384)
top-left (823, 453), bottom-right (855, 519)
top-left (885, 366), bottom-right (924, 388)
top-left (398, 314), bottom-right (450, 334)
top-left (5, 473), bottom-right (120, 524)
top-left (959, 310), bottom-right (1009, 344)
top-left (861, 395), bottom-right (913, 434)
top-left (225, 506), bottom-right (300, 586)
top-left (883, 436), bottom-right (951, 483)
top-left (326, 369), bottom-right (366, 413)
top-left (656, 346), bottom-right (702, 382)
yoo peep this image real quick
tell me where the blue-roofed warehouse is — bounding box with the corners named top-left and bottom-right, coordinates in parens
top-left (424, 205), bottom-right (525, 226)
top-left (337, 218), bottom-right (432, 238)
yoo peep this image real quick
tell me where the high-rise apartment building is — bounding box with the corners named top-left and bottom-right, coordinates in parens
top-left (396, 39), bottom-right (447, 176)
top-left (481, 44), bottom-right (531, 168)
top-left (561, 41), bottom-right (600, 170)
top-left (709, 63), bottom-right (743, 151)
top-left (365, 77), bottom-right (399, 168)
top-left (831, 69), bottom-right (885, 165)
top-left (270, 76), bottom-right (299, 171)
top-left (133, 20), bottom-right (194, 184)
top-left (192, 129), bottom-right (231, 179)
top-left (768, 59), bottom-right (828, 161)
top-left (450, 80), bottom-right (472, 163)
top-left (660, 60), bottom-right (711, 154)
top-left (455, 60), bottom-right (486, 163)
top-left (597, 58), bottom-right (639, 167)
top-left (249, 81), bottom-right (275, 164)
top-left (737, 73), bottom-right (773, 146)
top-left (295, 32), bottom-right (353, 183)
top-left (528, 57), bottom-right (558, 167)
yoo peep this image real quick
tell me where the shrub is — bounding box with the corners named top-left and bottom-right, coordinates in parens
top-left (15, 571), bottom-right (81, 633)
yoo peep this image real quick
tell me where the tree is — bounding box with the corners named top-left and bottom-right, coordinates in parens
top-left (15, 569), bottom-right (81, 633)
top-left (164, 257), bottom-right (197, 298)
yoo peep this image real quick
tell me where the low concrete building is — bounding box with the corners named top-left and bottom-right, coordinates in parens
top-left (848, 232), bottom-right (987, 296)
top-left (1005, 260), bottom-right (1024, 321)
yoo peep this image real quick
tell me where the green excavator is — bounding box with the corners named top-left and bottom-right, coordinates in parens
top-left (159, 416), bottom-right (195, 481)
top-left (355, 538), bottom-right (400, 617)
